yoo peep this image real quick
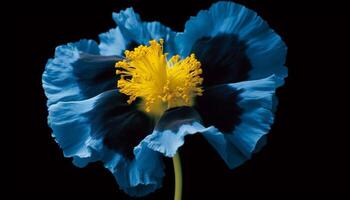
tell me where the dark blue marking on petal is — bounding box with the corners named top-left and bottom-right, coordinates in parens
top-left (194, 84), bottom-right (242, 133)
top-left (191, 34), bottom-right (251, 86)
top-left (102, 110), bottom-right (155, 159)
top-left (88, 95), bottom-right (154, 159)
top-left (65, 89), bottom-right (155, 160)
top-left (126, 40), bottom-right (140, 51)
top-left (72, 53), bottom-right (122, 98)
top-left (155, 106), bottom-right (202, 132)
top-left (43, 40), bottom-right (121, 106)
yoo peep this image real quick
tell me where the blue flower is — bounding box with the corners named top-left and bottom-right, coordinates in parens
top-left (42, 1), bottom-right (287, 197)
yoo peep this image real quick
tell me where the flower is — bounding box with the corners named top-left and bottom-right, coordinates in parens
top-left (42, 1), bottom-right (287, 197)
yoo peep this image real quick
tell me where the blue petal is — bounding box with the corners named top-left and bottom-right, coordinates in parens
top-left (112, 8), bottom-right (144, 43)
top-left (176, 1), bottom-right (287, 86)
top-left (190, 34), bottom-right (252, 86)
top-left (48, 90), bottom-right (163, 196)
top-left (113, 8), bottom-right (176, 54)
top-left (226, 75), bottom-right (277, 156)
top-left (140, 122), bottom-right (212, 157)
top-left (194, 83), bottom-right (242, 133)
top-left (99, 26), bottom-right (128, 56)
top-left (201, 128), bottom-right (247, 169)
top-left (47, 90), bottom-right (119, 158)
top-left (140, 117), bottom-right (247, 169)
top-left (137, 106), bottom-right (246, 169)
top-left (42, 39), bottom-right (121, 106)
top-left (139, 107), bottom-right (211, 157)
top-left (139, 76), bottom-right (277, 171)
top-left (73, 143), bottom-right (164, 197)
top-left (116, 144), bottom-right (164, 197)
top-left (205, 75), bottom-right (278, 169)
top-left (99, 8), bottom-right (177, 56)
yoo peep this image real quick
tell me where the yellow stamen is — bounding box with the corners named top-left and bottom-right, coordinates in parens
top-left (115, 39), bottom-right (203, 117)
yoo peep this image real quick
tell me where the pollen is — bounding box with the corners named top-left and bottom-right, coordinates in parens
top-left (116, 39), bottom-right (203, 117)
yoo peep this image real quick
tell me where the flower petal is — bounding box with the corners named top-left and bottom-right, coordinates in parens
top-left (190, 34), bottom-right (252, 86)
top-left (48, 89), bottom-right (163, 196)
top-left (115, 144), bottom-right (164, 197)
top-left (48, 89), bottom-right (155, 159)
top-left (155, 106), bottom-right (202, 132)
top-left (202, 128), bottom-right (247, 169)
top-left (99, 8), bottom-right (177, 56)
top-left (136, 106), bottom-right (250, 170)
top-left (139, 107), bottom-right (210, 157)
top-left (102, 106), bottom-right (155, 159)
top-left (141, 123), bottom-right (212, 158)
top-left (144, 76), bottom-right (277, 168)
top-left (194, 83), bottom-right (243, 133)
top-left (42, 39), bottom-right (121, 106)
top-left (176, 1), bottom-right (287, 86)
top-left (98, 26), bottom-right (128, 56)
top-left (139, 74), bottom-right (276, 170)
top-left (202, 75), bottom-right (278, 168)
top-left (72, 141), bottom-right (164, 197)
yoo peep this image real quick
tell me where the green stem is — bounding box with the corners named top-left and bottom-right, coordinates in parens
top-left (173, 152), bottom-right (182, 200)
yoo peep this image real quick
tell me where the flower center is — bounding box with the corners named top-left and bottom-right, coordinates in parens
top-left (116, 39), bottom-right (203, 117)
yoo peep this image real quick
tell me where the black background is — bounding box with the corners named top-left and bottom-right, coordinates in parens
top-left (15, 0), bottom-right (348, 198)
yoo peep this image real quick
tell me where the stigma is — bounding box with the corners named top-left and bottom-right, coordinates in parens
top-left (116, 39), bottom-right (203, 117)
